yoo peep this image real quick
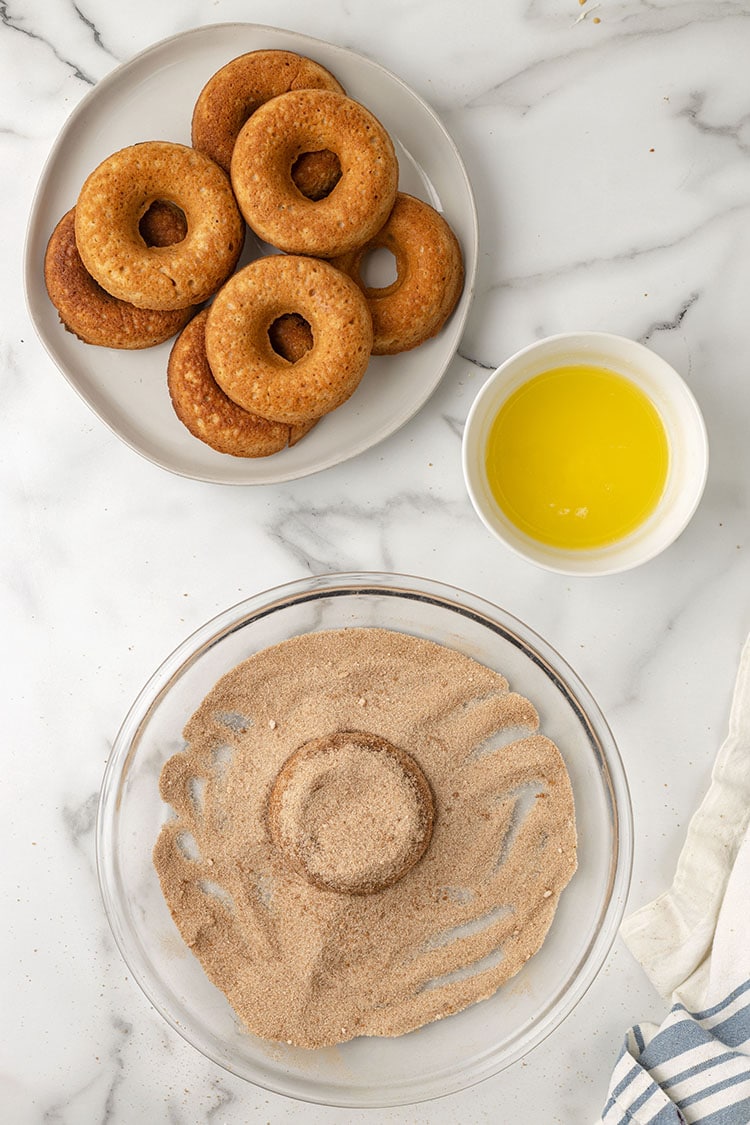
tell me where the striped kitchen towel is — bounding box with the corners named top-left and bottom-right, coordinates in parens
top-left (601, 634), bottom-right (750, 1124)
top-left (601, 980), bottom-right (750, 1123)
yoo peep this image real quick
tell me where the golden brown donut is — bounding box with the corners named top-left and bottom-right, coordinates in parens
top-left (267, 731), bottom-right (435, 895)
top-left (331, 193), bottom-right (465, 355)
top-left (230, 89), bottom-right (398, 258)
top-left (75, 141), bottom-right (244, 311)
top-left (44, 207), bottom-right (196, 349)
top-left (191, 49), bottom-right (344, 199)
top-left (167, 310), bottom-right (315, 457)
top-left (205, 255), bottom-right (373, 425)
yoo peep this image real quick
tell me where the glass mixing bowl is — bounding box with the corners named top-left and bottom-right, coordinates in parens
top-left (96, 572), bottom-right (632, 1107)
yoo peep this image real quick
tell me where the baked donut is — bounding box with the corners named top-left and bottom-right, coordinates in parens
top-left (230, 89), bottom-right (398, 258)
top-left (191, 49), bottom-right (344, 199)
top-left (268, 731), bottom-right (435, 895)
top-left (205, 255), bottom-right (373, 425)
top-left (75, 141), bottom-right (244, 311)
top-left (331, 193), bottom-right (465, 354)
top-left (167, 310), bottom-right (316, 457)
top-left (44, 207), bottom-right (196, 349)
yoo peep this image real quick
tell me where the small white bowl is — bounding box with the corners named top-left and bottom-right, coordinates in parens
top-left (462, 332), bottom-right (708, 577)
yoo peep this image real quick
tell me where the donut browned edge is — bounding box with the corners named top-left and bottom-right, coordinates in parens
top-left (205, 254), bottom-right (373, 426)
top-left (44, 207), bottom-right (197, 349)
top-left (230, 89), bottom-right (398, 258)
top-left (167, 309), bottom-right (316, 458)
top-left (331, 192), bottom-right (465, 355)
top-left (191, 48), bottom-right (344, 200)
top-left (75, 141), bottom-right (244, 311)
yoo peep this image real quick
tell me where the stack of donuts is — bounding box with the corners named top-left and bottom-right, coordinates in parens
top-left (44, 49), bottom-right (465, 460)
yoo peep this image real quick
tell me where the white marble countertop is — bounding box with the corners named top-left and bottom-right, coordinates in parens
top-left (4, 1), bottom-right (750, 1121)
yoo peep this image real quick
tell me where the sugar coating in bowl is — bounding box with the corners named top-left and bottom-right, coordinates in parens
top-left (96, 571), bottom-right (633, 1105)
top-left (153, 627), bottom-right (578, 1049)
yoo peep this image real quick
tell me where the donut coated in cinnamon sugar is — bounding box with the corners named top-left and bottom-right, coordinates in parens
top-left (267, 730), bottom-right (435, 895)
top-left (168, 309), bottom-right (316, 458)
top-left (230, 89), bottom-right (398, 258)
top-left (44, 206), bottom-right (196, 349)
top-left (75, 141), bottom-right (244, 311)
top-left (191, 48), bottom-right (344, 200)
top-left (205, 255), bottom-right (373, 426)
top-left (331, 192), bottom-right (465, 355)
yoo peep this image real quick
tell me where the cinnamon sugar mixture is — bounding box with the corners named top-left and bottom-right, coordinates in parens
top-left (153, 628), bottom-right (577, 1048)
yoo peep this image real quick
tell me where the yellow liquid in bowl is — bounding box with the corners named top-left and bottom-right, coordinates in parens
top-left (485, 365), bottom-right (669, 550)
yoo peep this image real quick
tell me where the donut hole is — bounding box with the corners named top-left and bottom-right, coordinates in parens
top-left (268, 313), bottom-right (314, 363)
top-left (139, 199), bottom-right (188, 248)
top-left (291, 149), bottom-right (342, 201)
top-left (361, 246), bottom-right (399, 291)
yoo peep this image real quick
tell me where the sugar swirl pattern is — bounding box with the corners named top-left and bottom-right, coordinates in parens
top-left (154, 628), bottom-right (577, 1047)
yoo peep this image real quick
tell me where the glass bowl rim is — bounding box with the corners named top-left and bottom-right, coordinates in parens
top-left (96, 570), bottom-right (633, 1107)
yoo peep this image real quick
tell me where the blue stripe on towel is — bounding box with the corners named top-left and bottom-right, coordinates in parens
top-left (638, 1013), bottom-right (713, 1069)
top-left (600, 979), bottom-right (750, 1124)
top-left (696, 1096), bottom-right (750, 1125)
top-left (649, 1105), bottom-right (685, 1124)
top-left (677, 1069), bottom-right (750, 1110)
top-left (692, 981), bottom-right (750, 1023)
top-left (662, 1052), bottom-right (741, 1091)
top-left (710, 1004), bottom-right (750, 1049)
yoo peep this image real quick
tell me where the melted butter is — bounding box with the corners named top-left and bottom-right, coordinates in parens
top-left (485, 364), bottom-right (669, 550)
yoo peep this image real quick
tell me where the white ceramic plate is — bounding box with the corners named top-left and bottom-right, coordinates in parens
top-left (24, 23), bottom-right (478, 485)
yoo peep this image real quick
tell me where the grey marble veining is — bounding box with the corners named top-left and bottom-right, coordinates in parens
top-left (4, 1), bottom-right (750, 1122)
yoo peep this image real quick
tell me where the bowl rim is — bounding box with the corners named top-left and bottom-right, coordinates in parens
top-left (96, 570), bottom-right (634, 1107)
top-left (462, 331), bottom-right (709, 577)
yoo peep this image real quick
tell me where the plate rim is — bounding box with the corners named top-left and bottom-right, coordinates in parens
top-left (23, 22), bottom-right (479, 486)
